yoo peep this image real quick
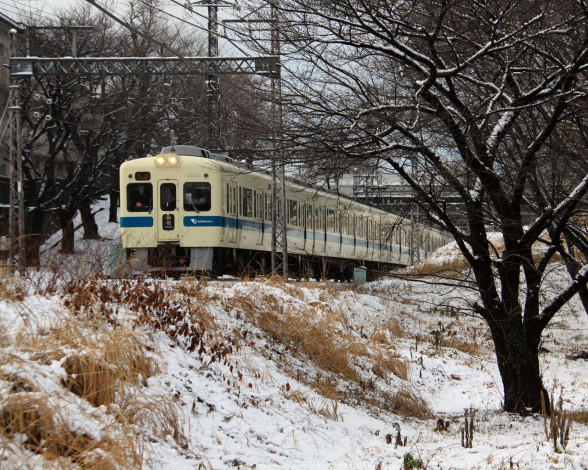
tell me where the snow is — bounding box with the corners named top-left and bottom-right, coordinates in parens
top-left (1, 198), bottom-right (588, 469)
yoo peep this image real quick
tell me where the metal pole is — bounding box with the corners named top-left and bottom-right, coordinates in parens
top-left (207, 0), bottom-right (220, 148)
top-left (8, 29), bottom-right (25, 272)
top-left (269, 0), bottom-right (287, 278)
top-left (188, 1), bottom-right (233, 149)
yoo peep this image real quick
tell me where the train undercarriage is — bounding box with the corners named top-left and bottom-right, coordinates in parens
top-left (125, 244), bottom-right (389, 281)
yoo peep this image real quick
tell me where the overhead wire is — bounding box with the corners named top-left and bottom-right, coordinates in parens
top-left (81, 0), bottom-right (187, 58)
top-left (0, 2), bottom-right (25, 19)
top-left (158, 0), bottom-right (256, 56)
top-left (0, 0), bottom-right (61, 21)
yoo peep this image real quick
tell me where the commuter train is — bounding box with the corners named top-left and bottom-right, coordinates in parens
top-left (119, 145), bottom-right (450, 278)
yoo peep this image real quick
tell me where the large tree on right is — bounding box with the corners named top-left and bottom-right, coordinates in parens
top-left (249, 0), bottom-right (588, 413)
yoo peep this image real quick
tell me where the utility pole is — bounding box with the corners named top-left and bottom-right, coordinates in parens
top-left (26, 21), bottom-right (94, 58)
top-left (187, 0), bottom-right (233, 149)
top-left (269, 0), bottom-right (287, 278)
top-left (7, 29), bottom-right (24, 272)
top-left (221, 1), bottom-right (287, 277)
top-left (6, 22), bottom-right (106, 273)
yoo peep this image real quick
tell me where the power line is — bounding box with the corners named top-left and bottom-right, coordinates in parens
top-left (165, 0), bottom-right (253, 56)
top-left (0, 0), bottom-right (61, 21)
top-left (82, 0), bottom-right (188, 59)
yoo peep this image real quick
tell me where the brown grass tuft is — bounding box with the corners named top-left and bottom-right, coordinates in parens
top-left (116, 392), bottom-right (189, 448)
top-left (387, 387), bottom-right (433, 420)
top-left (225, 284), bottom-right (431, 419)
top-left (410, 257), bottom-right (471, 278)
top-left (372, 352), bottom-right (409, 381)
top-left (568, 410), bottom-right (588, 425)
top-left (0, 277), bottom-right (27, 302)
top-left (62, 354), bottom-right (118, 407)
top-left (441, 335), bottom-right (482, 356)
top-left (233, 290), bottom-right (359, 381)
top-left (1, 282), bottom-right (189, 467)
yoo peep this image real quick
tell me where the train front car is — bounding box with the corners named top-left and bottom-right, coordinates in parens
top-left (120, 146), bottom-right (221, 274)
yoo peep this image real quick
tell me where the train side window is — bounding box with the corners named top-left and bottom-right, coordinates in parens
top-left (265, 194), bottom-right (272, 220)
top-left (242, 188), bottom-right (252, 217)
top-left (342, 213), bottom-right (350, 235)
top-left (288, 199), bottom-right (297, 225)
top-left (256, 192), bottom-right (264, 219)
top-left (184, 182), bottom-right (211, 212)
top-left (226, 183), bottom-right (230, 213)
top-left (231, 186), bottom-right (237, 215)
top-left (128, 183), bottom-right (152, 212)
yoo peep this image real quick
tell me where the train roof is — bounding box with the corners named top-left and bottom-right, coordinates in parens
top-left (124, 145), bottom-right (446, 235)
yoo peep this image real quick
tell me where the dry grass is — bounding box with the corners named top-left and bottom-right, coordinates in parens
top-left (0, 394), bottom-right (143, 468)
top-left (410, 257), bottom-right (471, 278)
top-left (372, 352), bottom-right (409, 381)
top-left (0, 277), bottom-right (27, 302)
top-left (227, 290), bottom-right (360, 381)
top-left (568, 410), bottom-right (588, 425)
top-left (441, 335), bottom-right (482, 356)
top-left (287, 384), bottom-right (341, 421)
top-left (0, 280), bottom-right (189, 468)
top-left (386, 387), bottom-right (433, 420)
top-left (116, 391), bottom-right (188, 448)
top-left (224, 284), bottom-right (432, 419)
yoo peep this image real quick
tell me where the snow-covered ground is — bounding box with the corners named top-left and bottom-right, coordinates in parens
top-left (1, 199), bottom-right (588, 469)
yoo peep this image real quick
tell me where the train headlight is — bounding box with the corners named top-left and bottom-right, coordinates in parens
top-left (155, 155), bottom-right (166, 166)
top-left (168, 154), bottom-right (178, 165)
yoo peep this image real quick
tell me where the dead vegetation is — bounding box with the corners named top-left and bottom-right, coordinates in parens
top-left (0, 278), bottom-right (193, 468)
top-left (221, 278), bottom-right (432, 419)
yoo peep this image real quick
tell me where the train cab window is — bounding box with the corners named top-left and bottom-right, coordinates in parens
top-left (128, 183), bottom-right (153, 212)
top-left (160, 183), bottom-right (176, 211)
top-left (184, 182), bottom-right (211, 212)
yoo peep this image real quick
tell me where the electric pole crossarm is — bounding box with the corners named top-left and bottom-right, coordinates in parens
top-left (9, 56), bottom-right (280, 78)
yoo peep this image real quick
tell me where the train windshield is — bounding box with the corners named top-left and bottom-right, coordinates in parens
top-left (127, 183), bottom-right (153, 212)
top-left (184, 182), bottom-right (211, 212)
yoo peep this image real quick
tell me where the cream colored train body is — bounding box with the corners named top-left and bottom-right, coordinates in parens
top-left (120, 146), bottom-right (450, 277)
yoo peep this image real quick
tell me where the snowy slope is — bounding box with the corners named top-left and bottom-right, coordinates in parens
top-left (1, 199), bottom-right (587, 469)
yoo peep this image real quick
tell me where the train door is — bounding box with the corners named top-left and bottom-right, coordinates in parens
top-left (157, 180), bottom-right (180, 242)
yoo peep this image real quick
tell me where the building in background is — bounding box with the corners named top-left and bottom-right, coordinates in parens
top-left (1, 12), bottom-right (22, 177)
top-left (1, 12), bottom-right (22, 236)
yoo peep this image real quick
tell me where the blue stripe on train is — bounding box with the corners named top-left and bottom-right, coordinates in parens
top-left (120, 216), bottom-right (154, 228)
top-left (123, 215), bottom-right (406, 255)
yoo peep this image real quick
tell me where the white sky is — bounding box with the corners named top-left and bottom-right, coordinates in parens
top-left (6, 0), bottom-right (245, 56)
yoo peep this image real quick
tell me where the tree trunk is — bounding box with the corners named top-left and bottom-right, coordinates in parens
top-left (24, 209), bottom-right (45, 267)
top-left (490, 315), bottom-right (549, 414)
top-left (80, 204), bottom-right (100, 240)
top-left (59, 210), bottom-right (77, 254)
top-left (109, 189), bottom-right (119, 224)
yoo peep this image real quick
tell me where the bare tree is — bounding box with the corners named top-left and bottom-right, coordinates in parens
top-left (238, 0), bottom-right (588, 414)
